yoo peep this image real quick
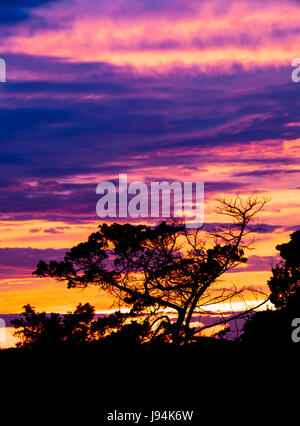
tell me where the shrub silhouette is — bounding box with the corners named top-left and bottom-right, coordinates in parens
top-left (11, 303), bottom-right (145, 348)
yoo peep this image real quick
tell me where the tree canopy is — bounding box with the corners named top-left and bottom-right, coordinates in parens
top-left (33, 196), bottom-right (268, 345)
top-left (268, 230), bottom-right (300, 311)
top-left (12, 303), bottom-right (150, 349)
top-left (237, 230), bottom-right (300, 345)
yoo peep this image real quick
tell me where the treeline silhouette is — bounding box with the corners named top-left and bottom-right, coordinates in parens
top-left (4, 196), bottom-right (300, 351)
top-left (11, 303), bottom-right (153, 349)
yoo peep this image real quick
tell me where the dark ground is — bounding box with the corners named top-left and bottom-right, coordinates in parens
top-left (1, 339), bottom-right (299, 424)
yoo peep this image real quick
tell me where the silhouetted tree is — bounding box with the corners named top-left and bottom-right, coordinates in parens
top-left (12, 304), bottom-right (64, 348)
top-left (11, 303), bottom-right (139, 348)
top-left (238, 230), bottom-right (300, 345)
top-left (34, 196), bottom-right (268, 345)
top-left (238, 309), bottom-right (294, 345)
top-left (268, 230), bottom-right (300, 311)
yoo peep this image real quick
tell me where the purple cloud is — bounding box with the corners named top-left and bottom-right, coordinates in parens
top-left (0, 247), bottom-right (67, 278)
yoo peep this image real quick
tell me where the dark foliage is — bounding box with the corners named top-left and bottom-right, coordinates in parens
top-left (239, 230), bottom-right (300, 345)
top-left (11, 303), bottom-right (150, 349)
top-left (268, 230), bottom-right (300, 310)
top-left (33, 196), bottom-right (268, 345)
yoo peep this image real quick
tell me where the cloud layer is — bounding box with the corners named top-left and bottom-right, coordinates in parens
top-left (0, 0), bottom-right (300, 314)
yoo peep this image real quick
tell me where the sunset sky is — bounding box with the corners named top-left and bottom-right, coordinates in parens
top-left (1, 0), bottom-right (300, 343)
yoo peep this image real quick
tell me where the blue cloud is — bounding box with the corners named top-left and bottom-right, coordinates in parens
top-left (0, 54), bottom-right (299, 222)
top-left (0, 0), bottom-right (59, 26)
